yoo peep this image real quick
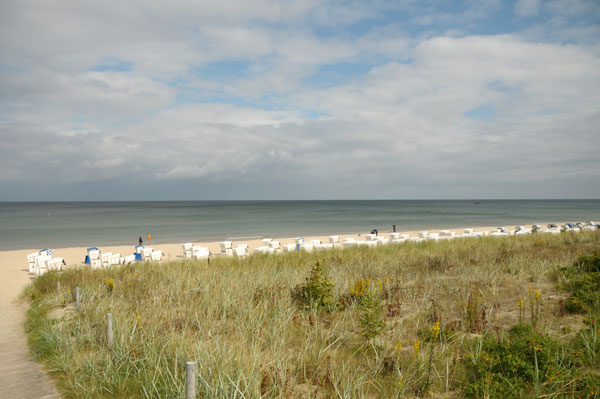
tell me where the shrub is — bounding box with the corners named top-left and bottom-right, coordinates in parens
top-left (358, 288), bottom-right (386, 341)
top-left (291, 260), bottom-right (335, 311)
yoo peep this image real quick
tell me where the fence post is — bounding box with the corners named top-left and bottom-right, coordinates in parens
top-left (107, 313), bottom-right (113, 346)
top-left (186, 361), bottom-right (196, 399)
top-left (57, 281), bottom-right (61, 291)
top-left (75, 287), bottom-right (80, 311)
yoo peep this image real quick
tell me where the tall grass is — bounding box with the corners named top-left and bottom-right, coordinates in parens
top-left (24, 232), bottom-right (600, 398)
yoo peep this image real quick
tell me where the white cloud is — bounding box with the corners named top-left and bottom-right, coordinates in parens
top-left (0, 1), bottom-right (599, 199)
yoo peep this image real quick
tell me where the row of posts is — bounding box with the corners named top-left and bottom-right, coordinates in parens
top-left (57, 282), bottom-right (197, 399)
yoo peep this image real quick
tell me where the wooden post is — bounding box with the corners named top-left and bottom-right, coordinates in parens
top-left (186, 361), bottom-right (196, 399)
top-left (57, 281), bottom-right (61, 291)
top-left (107, 313), bottom-right (113, 346)
top-left (75, 287), bottom-right (80, 311)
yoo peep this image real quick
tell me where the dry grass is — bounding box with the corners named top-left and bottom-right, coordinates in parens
top-left (24, 231), bottom-right (600, 398)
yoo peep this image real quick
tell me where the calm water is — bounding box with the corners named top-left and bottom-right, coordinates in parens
top-left (0, 200), bottom-right (598, 250)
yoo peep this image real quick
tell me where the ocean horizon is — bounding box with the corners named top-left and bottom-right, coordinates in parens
top-left (1, 199), bottom-right (598, 251)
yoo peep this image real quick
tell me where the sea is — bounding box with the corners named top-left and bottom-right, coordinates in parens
top-left (0, 200), bottom-right (598, 251)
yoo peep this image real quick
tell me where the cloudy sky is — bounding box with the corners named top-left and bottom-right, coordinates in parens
top-left (1, 0), bottom-right (599, 200)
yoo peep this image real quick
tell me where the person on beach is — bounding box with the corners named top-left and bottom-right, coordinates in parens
top-left (371, 229), bottom-right (378, 236)
top-left (393, 224), bottom-right (396, 232)
top-left (147, 234), bottom-right (151, 243)
top-left (139, 236), bottom-right (143, 245)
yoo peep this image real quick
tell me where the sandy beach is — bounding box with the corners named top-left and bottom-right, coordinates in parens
top-left (0, 221), bottom-right (572, 397)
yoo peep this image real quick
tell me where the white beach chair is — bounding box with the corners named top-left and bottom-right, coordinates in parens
top-left (108, 253), bottom-right (121, 266)
top-left (38, 263), bottom-right (49, 276)
top-left (192, 246), bottom-right (210, 260)
top-left (315, 243), bottom-right (334, 251)
top-left (268, 240), bottom-right (281, 251)
top-left (391, 234), bottom-right (409, 244)
top-left (47, 257), bottom-right (64, 271)
top-left (88, 249), bottom-right (101, 261)
top-left (328, 236), bottom-right (340, 248)
top-left (427, 233), bottom-right (439, 242)
top-left (91, 259), bottom-right (102, 269)
top-left (182, 243), bottom-right (193, 258)
top-left (233, 245), bottom-right (249, 257)
top-left (300, 243), bottom-right (314, 252)
top-left (150, 250), bottom-right (163, 261)
top-left (35, 255), bottom-right (51, 276)
top-left (463, 228), bottom-right (474, 237)
top-left (27, 252), bottom-right (40, 274)
top-left (135, 245), bottom-right (144, 254)
top-left (220, 241), bottom-right (233, 256)
top-left (283, 243), bottom-right (297, 252)
top-left (101, 252), bottom-right (113, 267)
top-left (123, 254), bottom-right (137, 265)
top-left (418, 231), bottom-right (428, 239)
top-left (142, 247), bottom-right (153, 261)
top-left (342, 238), bottom-right (356, 247)
top-left (365, 234), bottom-right (377, 241)
top-left (439, 230), bottom-right (455, 240)
top-left (374, 236), bottom-right (389, 245)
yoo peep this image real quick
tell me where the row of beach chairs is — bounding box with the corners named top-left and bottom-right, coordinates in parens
top-left (27, 249), bottom-right (64, 276)
top-left (86, 245), bottom-right (164, 269)
top-left (181, 222), bottom-right (597, 259)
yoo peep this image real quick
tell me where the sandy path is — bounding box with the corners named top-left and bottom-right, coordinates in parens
top-left (0, 222), bottom-right (568, 398)
top-left (0, 249), bottom-right (58, 398)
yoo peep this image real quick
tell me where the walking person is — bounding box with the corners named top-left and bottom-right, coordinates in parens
top-left (139, 236), bottom-right (143, 245)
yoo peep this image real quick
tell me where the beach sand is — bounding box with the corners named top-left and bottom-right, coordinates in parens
top-left (0, 222), bottom-right (567, 397)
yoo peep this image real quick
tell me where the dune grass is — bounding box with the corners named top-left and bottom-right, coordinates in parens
top-left (23, 232), bottom-right (600, 398)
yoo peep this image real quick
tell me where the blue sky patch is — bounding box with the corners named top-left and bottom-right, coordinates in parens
top-left (464, 104), bottom-right (496, 120)
top-left (93, 58), bottom-right (133, 72)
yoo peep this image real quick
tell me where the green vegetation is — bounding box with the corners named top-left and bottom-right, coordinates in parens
top-left (23, 232), bottom-right (600, 398)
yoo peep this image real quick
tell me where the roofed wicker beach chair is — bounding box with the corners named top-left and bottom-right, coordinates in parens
top-left (46, 257), bottom-right (64, 271)
top-left (150, 250), bottom-right (163, 261)
top-left (328, 236), bottom-right (340, 247)
top-left (182, 243), bottom-right (193, 258)
top-left (27, 252), bottom-right (39, 274)
top-left (142, 247), bottom-right (153, 261)
top-left (283, 243), bottom-right (297, 252)
top-left (123, 254), bottom-right (137, 265)
top-left (192, 246), bottom-right (210, 260)
top-left (100, 252), bottom-right (112, 267)
top-left (391, 233), bottom-right (409, 243)
top-left (233, 244), bottom-right (249, 257)
top-left (220, 241), bottom-right (233, 256)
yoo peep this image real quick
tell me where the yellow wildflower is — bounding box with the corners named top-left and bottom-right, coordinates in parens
top-left (395, 342), bottom-right (403, 354)
top-left (432, 321), bottom-right (441, 339)
top-left (413, 340), bottom-right (421, 356)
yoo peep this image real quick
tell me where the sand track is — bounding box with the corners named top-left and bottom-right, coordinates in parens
top-left (0, 250), bottom-right (58, 398)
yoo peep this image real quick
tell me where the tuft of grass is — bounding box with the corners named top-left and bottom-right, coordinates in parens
top-left (22, 231), bottom-right (600, 398)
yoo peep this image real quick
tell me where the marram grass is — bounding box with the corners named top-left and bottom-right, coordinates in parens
top-left (24, 232), bottom-right (600, 398)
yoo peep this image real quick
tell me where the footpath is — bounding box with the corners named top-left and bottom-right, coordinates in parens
top-left (0, 250), bottom-right (58, 398)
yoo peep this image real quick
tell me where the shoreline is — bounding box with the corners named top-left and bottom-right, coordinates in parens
top-left (0, 222), bottom-right (574, 267)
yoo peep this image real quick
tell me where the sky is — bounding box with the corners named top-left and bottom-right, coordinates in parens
top-left (1, 0), bottom-right (599, 200)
